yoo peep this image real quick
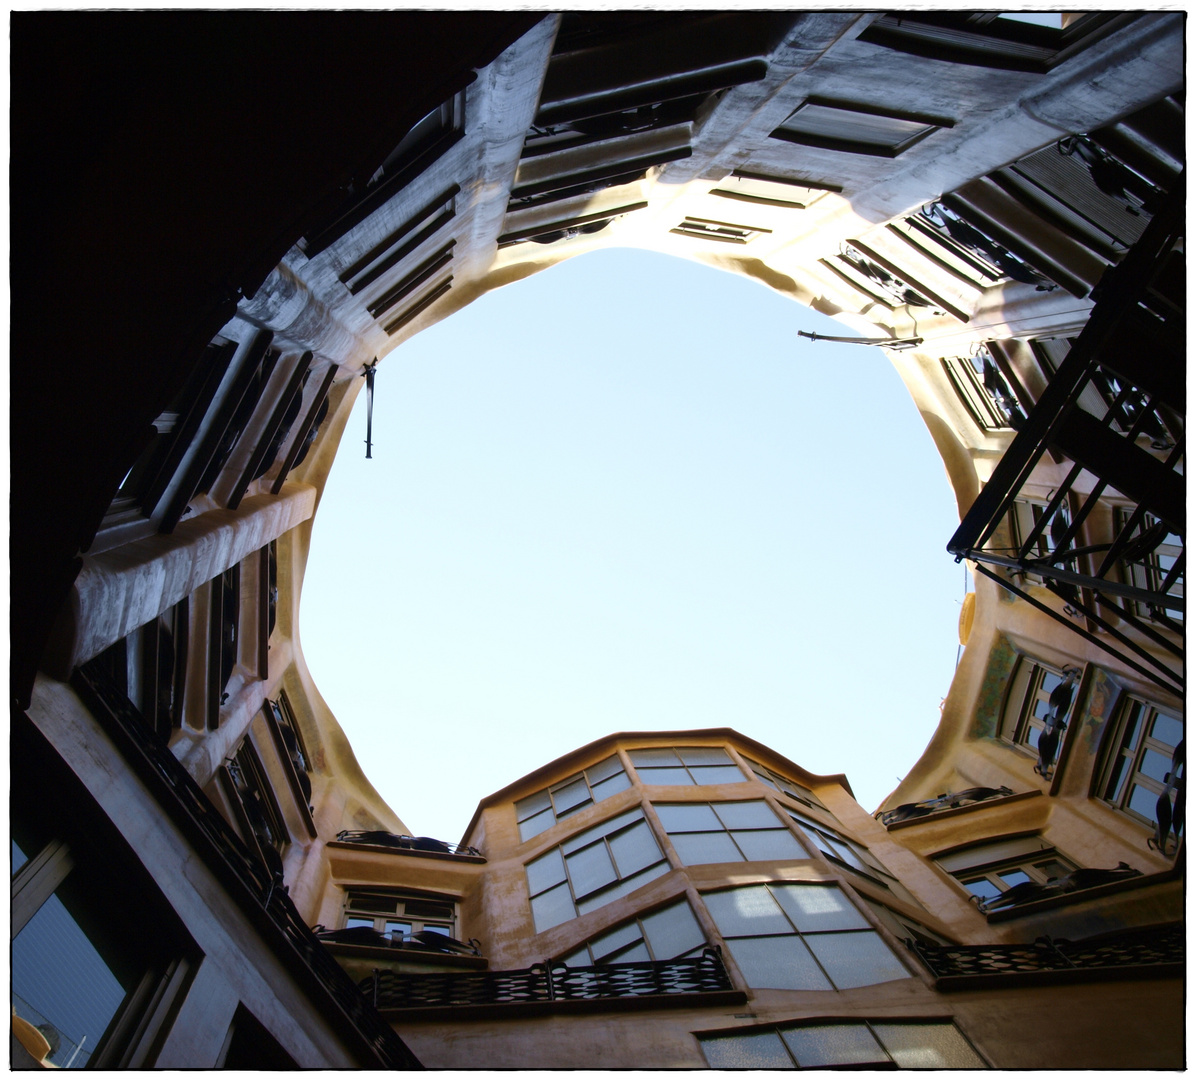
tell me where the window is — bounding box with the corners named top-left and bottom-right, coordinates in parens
top-left (743, 758), bottom-right (830, 812)
top-left (832, 243), bottom-right (941, 310)
top-left (703, 883), bottom-right (909, 991)
top-left (857, 11), bottom-right (1130, 74)
top-left (1095, 693), bottom-right (1183, 850)
top-left (771, 99), bottom-right (950, 157)
top-left (264, 692), bottom-right (314, 810)
top-left (208, 563), bottom-right (241, 727)
top-left (657, 801), bottom-right (805, 865)
top-left (343, 890), bottom-right (457, 944)
top-left (221, 737), bottom-right (289, 876)
top-left (936, 835), bottom-right (1077, 909)
top-left (999, 654), bottom-right (1078, 758)
top-left (699, 1019), bottom-right (985, 1069)
top-left (516, 755), bottom-right (631, 842)
top-left (786, 809), bottom-right (907, 898)
top-left (628, 746), bottom-right (747, 786)
top-left (862, 898), bottom-right (952, 947)
top-left (526, 809), bottom-right (669, 933)
top-left (942, 354), bottom-right (1022, 431)
top-left (1116, 510), bottom-right (1184, 623)
top-left (1002, 498), bottom-right (1077, 585)
top-left (670, 216), bottom-right (771, 244)
top-left (559, 897), bottom-right (707, 966)
top-left (710, 171), bottom-right (839, 210)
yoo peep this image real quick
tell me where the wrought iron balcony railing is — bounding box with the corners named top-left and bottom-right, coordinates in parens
top-left (71, 660), bottom-right (422, 1069)
top-left (878, 785), bottom-right (1015, 827)
top-left (363, 947), bottom-right (739, 1013)
top-left (335, 829), bottom-right (483, 859)
top-left (909, 922), bottom-right (1183, 988)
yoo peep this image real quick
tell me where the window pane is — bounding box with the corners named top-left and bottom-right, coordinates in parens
top-left (13, 894), bottom-right (133, 1069)
top-left (997, 869), bottom-right (1031, 889)
top-left (385, 921), bottom-right (412, 940)
top-left (562, 809), bottom-right (642, 854)
top-left (345, 916), bottom-right (376, 929)
top-left (671, 831), bottom-right (743, 866)
top-left (1129, 783), bottom-right (1161, 822)
top-left (1151, 711), bottom-right (1183, 748)
top-left (519, 807), bottom-right (556, 843)
top-left (704, 887), bottom-right (790, 937)
top-left (530, 882), bottom-right (575, 934)
top-left (628, 748), bottom-right (678, 767)
top-left (781, 1023), bottom-right (889, 1068)
top-left (565, 842), bottom-right (618, 898)
top-left (590, 772), bottom-right (630, 803)
top-left (1103, 754), bottom-right (1131, 804)
top-left (526, 848), bottom-right (567, 896)
top-left (590, 920), bottom-right (642, 961)
top-left (676, 747), bottom-right (732, 766)
top-left (608, 821), bottom-right (662, 878)
top-left (771, 883), bottom-right (869, 932)
top-left (783, 103), bottom-right (930, 147)
top-left (603, 941), bottom-right (651, 964)
top-left (805, 931), bottom-right (909, 988)
top-left (871, 1023), bottom-right (986, 1068)
top-left (575, 862), bottom-right (669, 915)
top-left (715, 801), bottom-right (782, 830)
top-left (639, 766), bottom-right (693, 786)
top-left (701, 1031), bottom-right (794, 1069)
top-left (641, 900), bottom-right (706, 960)
top-left (560, 946), bottom-right (589, 967)
top-left (690, 765), bottom-right (748, 785)
top-left (731, 829), bottom-right (805, 862)
top-left (516, 790), bottom-right (552, 822)
top-left (964, 877), bottom-right (1002, 901)
top-left (1141, 748), bottom-right (1174, 783)
top-left (728, 935), bottom-right (833, 990)
top-left (552, 777), bottom-right (592, 817)
top-left (586, 755), bottom-right (624, 784)
top-left (655, 803), bottom-right (722, 833)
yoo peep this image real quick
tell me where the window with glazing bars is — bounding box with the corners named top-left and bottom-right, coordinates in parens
top-left (699, 1018), bottom-right (985, 1068)
top-left (1095, 693), bottom-right (1182, 837)
top-left (743, 758), bottom-right (830, 812)
top-left (862, 898), bottom-right (952, 947)
top-left (559, 896), bottom-right (707, 966)
top-left (656, 801), bottom-right (805, 865)
top-left (786, 809), bottom-right (900, 891)
top-left (1000, 655), bottom-right (1075, 752)
top-left (525, 809), bottom-right (669, 933)
top-left (516, 756), bottom-right (631, 841)
top-left (703, 882), bottom-right (909, 991)
top-left (936, 835), bottom-right (1076, 905)
top-left (343, 891), bottom-right (457, 943)
top-left (1115, 509), bottom-right (1183, 623)
top-left (628, 746), bottom-right (747, 786)
top-left (942, 355), bottom-right (1020, 431)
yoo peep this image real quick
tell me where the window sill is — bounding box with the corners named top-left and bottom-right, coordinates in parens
top-left (322, 941), bottom-right (489, 970)
top-left (326, 839), bottom-right (486, 864)
top-left (884, 789), bottom-right (1042, 831)
top-left (985, 865), bottom-right (1182, 923)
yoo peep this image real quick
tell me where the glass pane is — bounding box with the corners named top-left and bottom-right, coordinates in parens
top-left (1026, 725), bottom-right (1042, 750)
top-left (690, 765), bottom-right (748, 785)
top-left (728, 935), bottom-right (833, 991)
top-left (526, 848), bottom-right (567, 896)
top-left (530, 882), bottom-right (575, 934)
top-left (515, 790), bottom-right (552, 822)
top-left (13, 838), bottom-right (29, 875)
top-left (871, 1023), bottom-right (986, 1068)
top-left (964, 877), bottom-right (1002, 901)
top-left (575, 862), bottom-right (669, 916)
top-left (806, 931), bottom-right (908, 989)
top-left (670, 831), bottom-right (743, 866)
top-left (998, 869), bottom-right (1031, 889)
top-left (703, 886), bottom-right (790, 937)
top-left (519, 807), bottom-right (556, 843)
top-left (586, 755), bottom-right (624, 784)
top-left (590, 920), bottom-right (642, 961)
top-left (602, 941), bottom-right (651, 964)
top-left (562, 809), bottom-right (642, 855)
top-left (1151, 711), bottom-right (1183, 748)
top-left (551, 777), bottom-right (592, 817)
top-left (752, 769), bottom-right (780, 791)
top-left (676, 747), bottom-right (732, 766)
top-left (345, 916), bottom-right (375, 930)
top-left (560, 946), bottom-right (590, 967)
top-left (13, 895), bottom-right (133, 1068)
top-left (1129, 783), bottom-right (1161, 822)
top-left (628, 748), bottom-right (679, 767)
top-left (701, 1031), bottom-right (794, 1069)
top-left (641, 900), bottom-right (706, 960)
top-left (732, 829), bottom-right (805, 862)
top-left (715, 801), bottom-right (781, 830)
top-left (590, 772), bottom-right (631, 803)
top-left (608, 820), bottom-right (662, 878)
top-left (385, 921), bottom-right (412, 940)
top-left (1034, 859), bottom-right (1072, 881)
top-left (638, 767), bottom-right (693, 786)
top-left (1103, 753), bottom-right (1131, 804)
top-left (655, 803), bottom-right (722, 833)
top-left (1141, 748), bottom-right (1174, 783)
top-left (781, 1023), bottom-right (888, 1068)
top-left (784, 103), bottom-right (931, 147)
top-left (771, 883), bottom-right (869, 932)
top-left (565, 842), bottom-right (618, 898)
top-left (1121, 704), bottom-right (1144, 752)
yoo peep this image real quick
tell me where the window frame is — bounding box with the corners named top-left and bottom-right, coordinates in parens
top-left (627, 745), bottom-right (750, 787)
top-left (656, 799), bottom-right (806, 866)
top-left (770, 97), bottom-right (952, 158)
top-left (515, 755), bottom-right (632, 842)
top-left (997, 652), bottom-right (1078, 757)
top-left (342, 889), bottom-right (459, 944)
top-left (936, 834), bottom-right (1077, 908)
top-left (558, 895), bottom-right (708, 967)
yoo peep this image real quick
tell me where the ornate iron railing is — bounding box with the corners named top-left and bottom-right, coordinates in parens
top-left (335, 829), bottom-right (483, 858)
top-left (878, 786), bottom-right (1015, 826)
top-left (909, 922), bottom-right (1183, 986)
top-left (71, 660), bottom-right (422, 1069)
top-left (947, 183), bottom-right (1184, 698)
top-left (364, 947), bottom-right (736, 1011)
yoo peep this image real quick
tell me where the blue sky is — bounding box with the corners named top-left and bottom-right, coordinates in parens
top-left (301, 247), bottom-right (965, 843)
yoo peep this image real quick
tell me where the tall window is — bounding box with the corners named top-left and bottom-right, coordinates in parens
top-left (526, 809), bottom-right (669, 933)
top-left (786, 809), bottom-right (909, 901)
top-left (559, 897), bottom-right (706, 966)
top-left (656, 801), bottom-right (805, 865)
top-left (699, 1019), bottom-right (986, 1069)
top-left (627, 746), bottom-right (747, 786)
top-left (1095, 694), bottom-right (1183, 844)
top-left (936, 835), bottom-right (1076, 906)
top-left (703, 882), bottom-right (909, 991)
top-left (515, 756), bottom-right (630, 841)
top-left (1000, 654), bottom-right (1075, 752)
top-left (743, 758), bottom-right (831, 813)
top-left (222, 738), bottom-right (289, 875)
top-left (1116, 510), bottom-right (1184, 624)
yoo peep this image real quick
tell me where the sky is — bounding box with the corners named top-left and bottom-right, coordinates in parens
top-left (300, 247), bottom-right (966, 844)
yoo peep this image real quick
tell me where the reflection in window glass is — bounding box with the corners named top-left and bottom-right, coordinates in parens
top-left (560, 897), bottom-right (706, 967)
top-left (657, 801), bottom-right (804, 865)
